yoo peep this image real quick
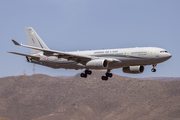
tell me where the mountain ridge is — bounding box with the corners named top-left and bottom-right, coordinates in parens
top-left (0, 72), bottom-right (180, 120)
top-left (138, 77), bottom-right (180, 81)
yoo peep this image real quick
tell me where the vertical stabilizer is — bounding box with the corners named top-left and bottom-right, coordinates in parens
top-left (25, 27), bottom-right (49, 54)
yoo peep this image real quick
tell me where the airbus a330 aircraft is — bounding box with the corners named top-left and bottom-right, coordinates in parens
top-left (9, 27), bottom-right (172, 81)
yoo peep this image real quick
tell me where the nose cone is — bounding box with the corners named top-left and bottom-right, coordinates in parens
top-left (158, 52), bottom-right (172, 63)
top-left (167, 53), bottom-right (172, 59)
top-left (165, 53), bottom-right (172, 60)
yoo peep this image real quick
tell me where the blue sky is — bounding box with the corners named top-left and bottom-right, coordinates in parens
top-left (1, 0), bottom-right (179, 78)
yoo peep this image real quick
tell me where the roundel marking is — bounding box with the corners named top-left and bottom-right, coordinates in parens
top-left (45, 56), bottom-right (48, 61)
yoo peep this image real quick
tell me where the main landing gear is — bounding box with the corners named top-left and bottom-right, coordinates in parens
top-left (151, 64), bottom-right (157, 72)
top-left (101, 70), bottom-right (113, 81)
top-left (80, 69), bottom-right (92, 78)
top-left (80, 69), bottom-right (113, 81)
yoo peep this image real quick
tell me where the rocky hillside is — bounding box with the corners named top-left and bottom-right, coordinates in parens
top-left (0, 71), bottom-right (180, 120)
top-left (138, 77), bottom-right (180, 81)
top-left (0, 117), bottom-right (9, 120)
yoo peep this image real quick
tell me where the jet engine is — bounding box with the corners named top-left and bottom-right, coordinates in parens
top-left (123, 65), bottom-right (144, 74)
top-left (86, 59), bottom-right (109, 69)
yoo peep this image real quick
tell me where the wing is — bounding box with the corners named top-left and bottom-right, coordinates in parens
top-left (11, 40), bottom-right (92, 65)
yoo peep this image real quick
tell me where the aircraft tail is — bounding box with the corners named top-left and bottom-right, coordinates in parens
top-left (25, 27), bottom-right (49, 54)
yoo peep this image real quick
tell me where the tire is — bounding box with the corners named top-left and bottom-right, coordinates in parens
top-left (85, 70), bottom-right (89, 74)
top-left (108, 73), bottom-right (113, 77)
top-left (151, 68), bottom-right (156, 72)
top-left (106, 73), bottom-right (110, 77)
top-left (106, 73), bottom-right (113, 77)
top-left (85, 70), bottom-right (92, 75)
top-left (88, 70), bottom-right (92, 75)
top-left (102, 76), bottom-right (108, 81)
top-left (80, 73), bottom-right (87, 78)
top-left (101, 76), bottom-right (105, 80)
top-left (83, 74), bottom-right (87, 78)
top-left (80, 73), bottom-right (84, 77)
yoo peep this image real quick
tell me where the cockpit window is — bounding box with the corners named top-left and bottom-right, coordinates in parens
top-left (160, 50), bottom-right (168, 53)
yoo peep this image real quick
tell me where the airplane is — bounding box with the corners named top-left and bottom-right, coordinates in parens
top-left (9, 27), bottom-right (172, 81)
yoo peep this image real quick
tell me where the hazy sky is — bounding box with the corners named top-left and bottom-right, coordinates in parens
top-left (1, 0), bottom-right (179, 78)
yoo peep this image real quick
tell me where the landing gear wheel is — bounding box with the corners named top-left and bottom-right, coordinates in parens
top-left (101, 76), bottom-right (108, 81)
top-left (84, 74), bottom-right (87, 78)
top-left (80, 73), bottom-right (87, 78)
top-left (151, 68), bottom-right (156, 72)
top-left (101, 76), bottom-right (105, 80)
top-left (109, 73), bottom-right (113, 77)
top-left (104, 76), bottom-right (108, 80)
top-left (80, 73), bottom-right (84, 77)
top-left (85, 70), bottom-right (92, 75)
top-left (88, 71), bottom-right (92, 75)
top-left (106, 73), bottom-right (113, 77)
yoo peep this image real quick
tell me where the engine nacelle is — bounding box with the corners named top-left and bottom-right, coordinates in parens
top-left (123, 66), bottom-right (144, 74)
top-left (86, 59), bottom-right (109, 69)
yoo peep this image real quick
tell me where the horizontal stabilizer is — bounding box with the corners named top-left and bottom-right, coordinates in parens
top-left (12, 39), bottom-right (21, 46)
top-left (8, 52), bottom-right (40, 59)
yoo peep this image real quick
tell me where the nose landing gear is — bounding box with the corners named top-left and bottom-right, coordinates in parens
top-left (151, 64), bottom-right (157, 72)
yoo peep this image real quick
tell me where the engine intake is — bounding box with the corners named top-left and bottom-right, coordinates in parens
top-left (86, 59), bottom-right (109, 69)
top-left (123, 65), bottom-right (144, 74)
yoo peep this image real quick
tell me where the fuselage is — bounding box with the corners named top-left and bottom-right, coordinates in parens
top-left (34, 47), bottom-right (171, 70)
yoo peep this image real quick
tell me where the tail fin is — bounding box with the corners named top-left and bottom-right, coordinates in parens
top-left (25, 27), bottom-right (49, 54)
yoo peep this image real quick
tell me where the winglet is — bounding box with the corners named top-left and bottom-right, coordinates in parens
top-left (12, 39), bottom-right (21, 46)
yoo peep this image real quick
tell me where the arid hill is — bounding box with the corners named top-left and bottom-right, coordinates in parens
top-left (0, 71), bottom-right (180, 120)
top-left (138, 77), bottom-right (180, 81)
top-left (0, 117), bottom-right (9, 120)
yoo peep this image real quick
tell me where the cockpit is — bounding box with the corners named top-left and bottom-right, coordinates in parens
top-left (160, 50), bottom-right (168, 53)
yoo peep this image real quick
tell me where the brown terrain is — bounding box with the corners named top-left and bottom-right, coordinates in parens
top-left (0, 71), bottom-right (180, 120)
top-left (0, 117), bottom-right (9, 120)
top-left (138, 77), bottom-right (180, 81)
